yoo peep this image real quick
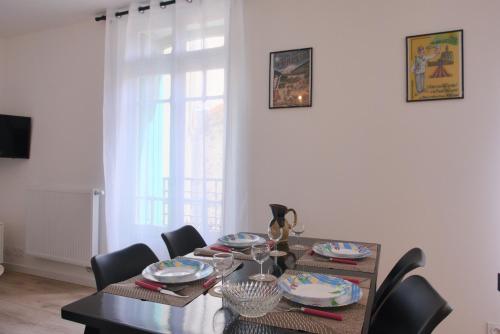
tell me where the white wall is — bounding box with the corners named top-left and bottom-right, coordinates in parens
top-left (245, 0), bottom-right (500, 333)
top-left (0, 20), bottom-right (105, 286)
top-left (0, 38), bottom-right (5, 105)
top-left (0, 0), bottom-right (498, 332)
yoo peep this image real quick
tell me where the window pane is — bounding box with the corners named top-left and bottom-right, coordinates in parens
top-left (205, 36), bottom-right (224, 49)
top-left (184, 100), bottom-right (204, 179)
top-left (204, 99), bottom-right (224, 179)
top-left (206, 19), bottom-right (224, 28)
top-left (206, 69), bottom-right (224, 97)
top-left (186, 39), bottom-right (203, 52)
top-left (186, 71), bottom-right (204, 98)
top-left (160, 103), bottom-right (171, 178)
top-left (159, 74), bottom-right (171, 100)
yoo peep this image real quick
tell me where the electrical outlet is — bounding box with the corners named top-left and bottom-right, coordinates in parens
top-left (488, 322), bottom-right (500, 334)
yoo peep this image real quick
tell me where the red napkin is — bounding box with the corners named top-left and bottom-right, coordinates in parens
top-left (203, 276), bottom-right (217, 290)
top-left (302, 307), bottom-right (343, 321)
top-left (209, 245), bottom-right (232, 253)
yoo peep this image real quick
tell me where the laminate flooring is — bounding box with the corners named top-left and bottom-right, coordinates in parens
top-left (0, 270), bottom-right (94, 334)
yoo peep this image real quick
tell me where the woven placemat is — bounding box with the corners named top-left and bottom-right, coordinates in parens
top-left (194, 245), bottom-right (253, 261)
top-left (296, 243), bottom-right (378, 273)
top-left (239, 270), bottom-right (370, 334)
top-left (103, 258), bottom-right (241, 307)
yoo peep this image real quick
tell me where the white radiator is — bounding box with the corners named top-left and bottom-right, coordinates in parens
top-left (26, 187), bottom-right (102, 267)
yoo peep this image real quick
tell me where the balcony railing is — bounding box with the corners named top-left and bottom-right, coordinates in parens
top-left (136, 177), bottom-right (223, 233)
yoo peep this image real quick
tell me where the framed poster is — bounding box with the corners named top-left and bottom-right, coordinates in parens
top-left (406, 30), bottom-right (463, 102)
top-left (269, 47), bottom-right (312, 109)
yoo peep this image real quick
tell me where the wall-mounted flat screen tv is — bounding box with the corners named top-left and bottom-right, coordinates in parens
top-left (0, 114), bottom-right (32, 159)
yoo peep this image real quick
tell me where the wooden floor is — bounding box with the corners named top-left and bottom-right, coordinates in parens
top-left (0, 270), bottom-right (95, 334)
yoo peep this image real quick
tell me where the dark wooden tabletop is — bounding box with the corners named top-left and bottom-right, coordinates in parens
top-left (61, 234), bottom-right (381, 334)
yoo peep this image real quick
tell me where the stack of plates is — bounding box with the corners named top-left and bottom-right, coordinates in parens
top-left (313, 242), bottom-right (371, 259)
top-left (218, 232), bottom-right (266, 248)
top-left (142, 258), bottom-right (213, 284)
top-left (278, 272), bottom-right (362, 307)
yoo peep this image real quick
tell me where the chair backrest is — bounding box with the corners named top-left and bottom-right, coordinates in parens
top-left (91, 243), bottom-right (159, 291)
top-left (369, 275), bottom-right (452, 334)
top-left (161, 225), bottom-right (207, 259)
top-left (372, 247), bottom-right (425, 316)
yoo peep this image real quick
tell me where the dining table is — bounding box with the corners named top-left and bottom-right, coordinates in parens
top-left (61, 233), bottom-right (381, 334)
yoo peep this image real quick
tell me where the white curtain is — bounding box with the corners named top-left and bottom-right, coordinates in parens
top-left (103, 0), bottom-right (246, 258)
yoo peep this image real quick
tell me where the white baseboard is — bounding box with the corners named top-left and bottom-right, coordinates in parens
top-left (4, 262), bottom-right (96, 288)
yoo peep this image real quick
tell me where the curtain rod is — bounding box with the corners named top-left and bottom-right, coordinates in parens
top-left (95, 0), bottom-right (188, 22)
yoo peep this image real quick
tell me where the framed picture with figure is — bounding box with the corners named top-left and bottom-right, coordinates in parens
top-left (269, 48), bottom-right (313, 109)
top-left (406, 30), bottom-right (464, 102)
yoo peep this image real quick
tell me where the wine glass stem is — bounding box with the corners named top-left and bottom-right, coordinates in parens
top-left (221, 271), bottom-right (225, 286)
top-left (260, 262), bottom-right (263, 276)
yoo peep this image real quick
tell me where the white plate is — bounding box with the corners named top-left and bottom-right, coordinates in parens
top-left (218, 233), bottom-right (265, 248)
top-left (278, 272), bottom-right (362, 308)
top-left (142, 258), bottom-right (213, 284)
top-left (313, 242), bottom-right (371, 259)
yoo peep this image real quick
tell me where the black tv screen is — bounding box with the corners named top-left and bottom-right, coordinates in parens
top-left (0, 114), bottom-right (31, 159)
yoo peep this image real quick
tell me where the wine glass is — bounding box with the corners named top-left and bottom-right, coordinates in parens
top-left (212, 252), bottom-right (234, 295)
top-left (267, 224), bottom-right (284, 257)
top-left (290, 223), bottom-right (307, 250)
top-left (249, 244), bottom-right (275, 281)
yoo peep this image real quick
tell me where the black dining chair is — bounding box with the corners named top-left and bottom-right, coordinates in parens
top-left (372, 247), bottom-right (426, 317)
top-left (369, 275), bottom-right (452, 334)
top-left (86, 243), bottom-right (158, 334)
top-left (161, 225), bottom-right (207, 258)
top-left (90, 243), bottom-right (159, 291)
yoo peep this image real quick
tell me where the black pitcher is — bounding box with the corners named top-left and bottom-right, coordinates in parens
top-left (269, 204), bottom-right (297, 243)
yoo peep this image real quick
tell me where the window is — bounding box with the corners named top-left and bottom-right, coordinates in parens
top-left (129, 11), bottom-right (227, 235)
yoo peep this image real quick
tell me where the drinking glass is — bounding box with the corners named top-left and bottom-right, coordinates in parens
top-left (267, 224), bottom-right (284, 257)
top-left (249, 244), bottom-right (275, 281)
top-left (290, 223), bottom-right (308, 250)
top-left (212, 252), bottom-right (234, 295)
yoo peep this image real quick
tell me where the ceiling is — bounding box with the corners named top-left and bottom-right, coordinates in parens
top-left (0, 0), bottom-right (133, 38)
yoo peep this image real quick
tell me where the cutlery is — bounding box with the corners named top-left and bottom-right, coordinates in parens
top-left (138, 279), bottom-right (187, 292)
top-left (135, 280), bottom-right (190, 298)
top-left (329, 258), bottom-right (358, 265)
top-left (210, 245), bottom-right (247, 255)
top-left (202, 276), bottom-right (217, 290)
top-left (279, 307), bottom-right (343, 321)
top-left (342, 278), bottom-right (361, 285)
top-left (231, 246), bottom-right (250, 252)
top-left (308, 250), bottom-right (358, 265)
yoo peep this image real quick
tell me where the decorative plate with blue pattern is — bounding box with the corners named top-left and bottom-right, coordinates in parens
top-left (313, 242), bottom-right (371, 259)
top-left (218, 233), bottom-right (265, 248)
top-left (278, 272), bottom-right (362, 307)
top-left (142, 258), bottom-right (213, 283)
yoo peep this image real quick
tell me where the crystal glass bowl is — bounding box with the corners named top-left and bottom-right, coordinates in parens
top-left (221, 281), bottom-right (282, 318)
